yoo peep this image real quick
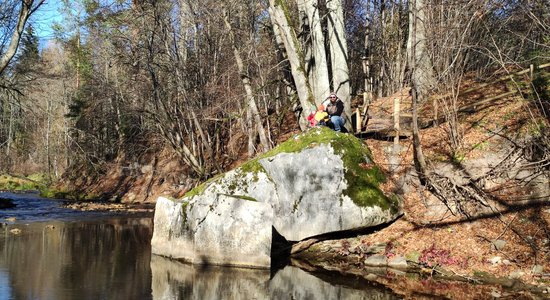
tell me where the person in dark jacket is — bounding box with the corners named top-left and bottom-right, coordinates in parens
top-left (322, 92), bottom-right (346, 132)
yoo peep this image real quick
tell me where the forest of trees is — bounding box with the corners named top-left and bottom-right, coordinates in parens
top-left (0, 0), bottom-right (548, 191)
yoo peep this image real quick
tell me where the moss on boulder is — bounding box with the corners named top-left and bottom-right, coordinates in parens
top-left (152, 127), bottom-right (402, 267)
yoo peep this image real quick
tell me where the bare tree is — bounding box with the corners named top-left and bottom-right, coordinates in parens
top-left (269, 0), bottom-right (353, 129)
top-left (0, 0), bottom-right (45, 75)
top-left (222, 2), bottom-right (270, 156)
top-left (297, 0), bottom-right (331, 103)
top-left (406, 0), bottom-right (435, 97)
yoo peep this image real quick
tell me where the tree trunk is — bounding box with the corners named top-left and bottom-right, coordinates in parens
top-left (223, 8), bottom-right (270, 155)
top-left (362, 0), bottom-right (373, 107)
top-left (378, 0), bottom-right (386, 98)
top-left (269, 0), bottom-right (315, 129)
top-left (297, 0), bottom-right (331, 104)
top-left (326, 0), bottom-right (351, 119)
top-left (409, 0), bottom-right (428, 184)
top-left (407, 0), bottom-right (436, 96)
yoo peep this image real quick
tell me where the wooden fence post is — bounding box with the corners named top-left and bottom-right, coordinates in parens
top-left (393, 97), bottom-right (400, 146)
top-left (355, 108), bottom-right (361, 133)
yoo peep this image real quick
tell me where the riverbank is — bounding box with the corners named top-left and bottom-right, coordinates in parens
top-left (0, 174), bottom-right (48, 192)
top-left (293, 214), bottom-right (550, 299)
top-left (0, 191), bottom-right (155, 224)
top-left (62, 201), bottom-right (155, 213)
top-left (290, 96), bottom-right (550, 297)
top-left (291, 176), bottom-right (550, 298)
top-left (291, 253), bottom-right (549, 299)
top-left (4, 87), bottom-right (548, 297)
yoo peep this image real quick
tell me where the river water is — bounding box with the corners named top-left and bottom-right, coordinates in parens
top-left (0, 192), bottom-right (399, 299)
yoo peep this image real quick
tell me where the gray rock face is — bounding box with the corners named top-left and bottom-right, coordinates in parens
top-left (151, 255), bottom-right (271, 300)
top-left (151, 195), bottom-right (273, 268)
top-left (260, 145), bottom-right (397, 241)
top-left (151, 127), bottom-right (402, 268)
top-left (388, 256), bottom-right (408, 270)
top-left (364, 254), bottom-right (388, 267)
top-left (491, 239), bottom-right (506, 251)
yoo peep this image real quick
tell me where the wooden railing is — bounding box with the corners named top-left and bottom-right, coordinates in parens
top-left (353, 62), bottom-right (550, 135)
top-left (433, 63), bottom-right (550, 101)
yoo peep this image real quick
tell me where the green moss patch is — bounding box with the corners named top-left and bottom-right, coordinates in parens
top-left (39, 186), bottom-right (100, 201)
top-left (259, 127), bottom-right (343, 157)
top-left (0, 173), bottom-right (48, 192)
top-left (184, 163), bottom-right (268, 199)
top-left (183, 172), bottom-right (225, 199)
top-left (272, 127), bottom-right (399, 213)
top-left (183, 127), bottom-right (400, 213)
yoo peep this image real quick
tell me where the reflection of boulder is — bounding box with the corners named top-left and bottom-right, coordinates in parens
top-left (150, 255), bottom-right (270, 300)
top-left (152, 127), bottom-right (403, 268)
top-left (0, 197), bottom-right (16, 209)
top-left (270, 266), bottom-right (398, 300)
top-left (150, 255), bottom-right (398, 300)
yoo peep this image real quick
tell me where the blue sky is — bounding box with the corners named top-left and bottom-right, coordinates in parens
top-left (32, 1), bottom-right (65, 47)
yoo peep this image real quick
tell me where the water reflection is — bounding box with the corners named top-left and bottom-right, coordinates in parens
top-left (0, 216), bottom-right (398, 299)
top-left (151, 255), bottom-right (399, 300)
top-left (0, 218), bottom-right (153, 300)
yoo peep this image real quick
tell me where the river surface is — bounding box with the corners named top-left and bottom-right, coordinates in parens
top-left (0, 192), bottom-right (400, 299)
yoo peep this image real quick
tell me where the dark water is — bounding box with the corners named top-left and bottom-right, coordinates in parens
top-left (0, 191), bottom-right (127, 222)
top-left (0, 192), bottom-right (399, 300)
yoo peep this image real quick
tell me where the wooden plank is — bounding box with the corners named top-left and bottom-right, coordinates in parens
top-left (361, 103), bottom-right (370, 128)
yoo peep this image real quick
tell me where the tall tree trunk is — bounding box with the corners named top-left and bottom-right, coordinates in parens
top-left (378, 0), bottom-right (386, 98)
top-left (407, 0), bottom-right (435, 96)
top-left (269, 0), bottom-right (315, 129)
top-left (409, 0), bottom-right (428, 184)
top-left (6, 102), bottom-right (14, 157)
top-left (297, 0), bottom-right (331, 104)
top-left (46, 96), bottom-right (52, 181)
top-left (270, 12), bottom-right (295, 95)
top-left (362, 0), bottom-right (373, 106)
top-left (326, 0), bottom-right (352, 121)
top-left (177, 0), bottom-right (192, 65)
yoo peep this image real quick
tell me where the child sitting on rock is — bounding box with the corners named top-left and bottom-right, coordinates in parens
top-left (307, 104), bottom-right (329, 127)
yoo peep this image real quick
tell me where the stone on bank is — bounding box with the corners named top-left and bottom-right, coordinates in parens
top-left (151, 127), bottom-right (403, 268)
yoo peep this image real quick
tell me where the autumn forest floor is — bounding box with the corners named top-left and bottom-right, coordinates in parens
top-left (293, 78), bottom-right (550, 298)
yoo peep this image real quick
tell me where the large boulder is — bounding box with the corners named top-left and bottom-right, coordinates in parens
top-left (151, 127), bottom-right (402, 268)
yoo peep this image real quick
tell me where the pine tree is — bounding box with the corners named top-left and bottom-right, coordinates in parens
top-left (14, 24), bottom-right (40, 75)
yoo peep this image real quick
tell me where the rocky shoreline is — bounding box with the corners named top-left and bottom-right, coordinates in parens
top-left (293, 240), bottom-right (550, 299)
